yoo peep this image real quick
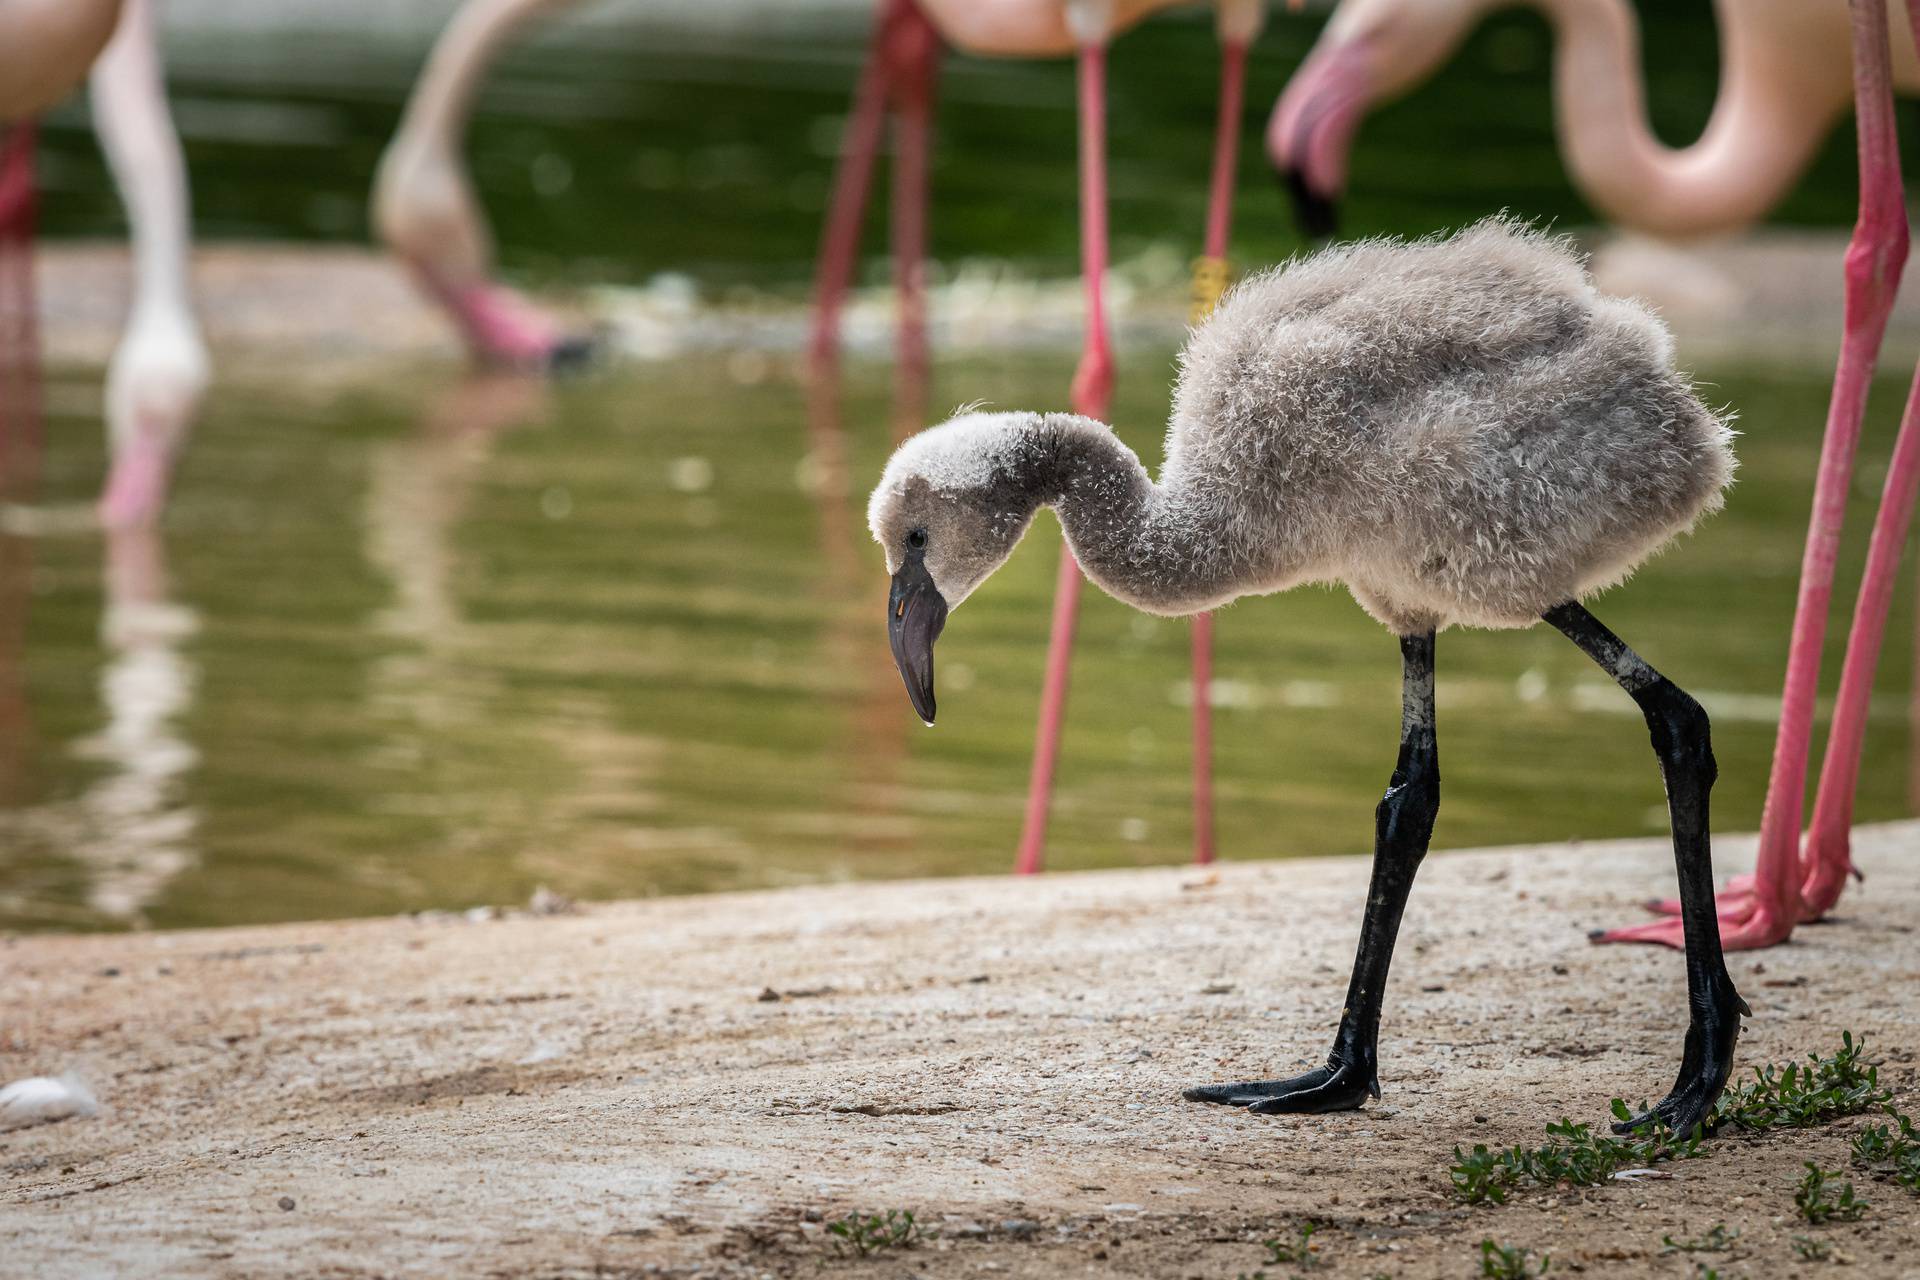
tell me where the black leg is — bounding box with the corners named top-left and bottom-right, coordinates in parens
top-left (1186, 630), bottom-right (1439, 1115)
top-left (1544, 601), bottom-right (1749, 1137)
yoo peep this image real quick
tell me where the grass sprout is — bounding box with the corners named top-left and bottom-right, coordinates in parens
top-left (825, 1209), bottom-right (926, 1255)
top-left (1795, 1162), bottom-right (1868, 1224)
top-left (1478, 1238), bottom-right (1549, 1278)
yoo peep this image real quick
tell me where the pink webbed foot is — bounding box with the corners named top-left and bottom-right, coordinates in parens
top-left (1798, 834), bottom-right (1859, 921)
top-left (1592, 902), bottom-right (1796, 952)
top-left (1642, 872), bottom-right (1760, 920)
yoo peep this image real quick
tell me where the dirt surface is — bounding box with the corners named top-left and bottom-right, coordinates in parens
top-left (4, 824), bottom-right (1919, 1278)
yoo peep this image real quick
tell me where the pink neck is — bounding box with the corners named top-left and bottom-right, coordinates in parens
top-left (1537, 0), bottom-right (1849, 238)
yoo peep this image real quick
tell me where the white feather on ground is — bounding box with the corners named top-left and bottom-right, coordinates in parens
top-left (0, 1074), bottom-right (99, 1131)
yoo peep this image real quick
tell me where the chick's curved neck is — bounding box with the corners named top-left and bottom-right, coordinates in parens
top-left (1020, 414), bottom-right (1238, 616)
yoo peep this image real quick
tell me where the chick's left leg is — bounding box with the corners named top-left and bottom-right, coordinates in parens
top-left (1186, 630), bottom-right (1438, 1115)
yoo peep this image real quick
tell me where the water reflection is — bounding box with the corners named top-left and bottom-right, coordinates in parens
top-left (68, 526), bottom-right (200, 921)
top-left (0, 355), bottom-right (201, 926)
top-left (805, 369), bottom-right (910, 844)
top-left (363, 372), bottom-right (544, 733)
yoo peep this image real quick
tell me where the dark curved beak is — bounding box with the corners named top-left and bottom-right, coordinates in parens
top-left (1282, 167), bottom-right (1339, 241)
top-left (887, 554), bottom-right (948, 725)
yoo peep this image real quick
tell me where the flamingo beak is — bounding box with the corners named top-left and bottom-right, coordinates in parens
top-left (1268, 39), bottom-right (1373, 241)
top-left (1282, 168), bottom-right (1340, 241)
top-left (887, 552), bottom-right (948, 726)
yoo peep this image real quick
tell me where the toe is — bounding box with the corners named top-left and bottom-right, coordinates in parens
top-left (1610, 1109), bottom-right (1655, 1136)
top-left (1592, 918), bottom-right (1687, 949)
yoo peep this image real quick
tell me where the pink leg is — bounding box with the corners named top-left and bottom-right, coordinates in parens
top-left (1912, 552), bottom-right (1920, 814)
top-left (886, 2), bottom-right (940, 441)
top-left (1801, 365), bottom-right (1920, 917)
top-left (1797, 0), bottom-right (1920, 918)
top-left (0, 123), bottom-right (42, 493)
top-left (1184, 36), bottom-right (1251, 868)
top-left (1601, 0), bottom-right (1907, 950)
top-left (807, 0), bottom-right (905, 378)
top-left (1015, 38), bottom-right (1111, 875)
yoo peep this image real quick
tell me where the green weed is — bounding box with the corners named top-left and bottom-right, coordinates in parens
top-left (1478, 1238), bottom-right (1549, 1278)
top-left (1795, 1162), bottom-right (1869, 1224)
top-left (1237, 1222), bottom-right (1321, 1278)
top-left (1449, 1113), bottom-right (1698, 1204)
top-left (1790, 1235), bottom-right (1833, 1262)
top-left (824, 1209), bottom-right (925, 1256)
top-left (1713, 1032), bottom-right (1889, 1132)
top-left (1448, 1034), bottom-right (1893, 1207)
top-left (1264, 1221), bottom-right (1320, 1270)
top-left (1659, 1223), bottom-right (1739, 1254)
top-left (1851, 1105), bottom-right (1920, 1192)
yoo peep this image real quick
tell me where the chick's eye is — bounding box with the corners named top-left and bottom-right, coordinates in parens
top-left (906, 528), bottom-right (928, 551)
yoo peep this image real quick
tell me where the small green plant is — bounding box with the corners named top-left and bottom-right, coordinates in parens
top-left (1660, 1223), bottom-right (1739, 1254)
top-left (1449, 1111), bottom-right (1699, 1204)
top-left (1713, 1032), bottom-right (1890, 1132)
top-left (825, 1209), bottom-right (925, 1256)
top-left (1264, 1221), bottom-right (1320, 1270)
top-left (1795, 1162), bottom-right (1869, 1224)
top-left (1851, 1105), bottom-right (1920, 1192)
top-left (1791, 1234), bottom-right (1833, 1262)
top-left (1237, 1222), bottom-right (1320, 1279)
top-left (1478, 1238), bottom-right (1549, 1278)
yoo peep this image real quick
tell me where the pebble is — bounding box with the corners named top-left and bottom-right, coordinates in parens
top-left (278, 1197), bottom-right (296, 1211)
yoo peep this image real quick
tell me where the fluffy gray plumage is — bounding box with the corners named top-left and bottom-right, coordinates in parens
top-left (868, 217), bottom-right (1735, 634)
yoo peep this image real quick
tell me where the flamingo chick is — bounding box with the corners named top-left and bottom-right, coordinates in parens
top-left (867, 219), bottom-right (1746, 1131)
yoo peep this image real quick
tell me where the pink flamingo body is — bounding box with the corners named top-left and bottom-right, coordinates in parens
top-left (1, 0), bottom-right (207, 529)
top-left (1278, 0), bottom-right (1920, 950)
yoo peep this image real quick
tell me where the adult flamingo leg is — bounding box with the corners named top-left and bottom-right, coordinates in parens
top-left (886, 1), bottom-right (941, 439)
top-left (1600, 0), bottom-right (1909, 950)
top-left (1185, 20), bottom-right (1256, 866)
top-left (1795, 0), bottom-right (1920, 920)
top-left (0, 124), bottom-right (41, 484)
top-left (1015, 29), bottom-right (1111, 874)
top-left (809, 0), bottom-right (913, 380)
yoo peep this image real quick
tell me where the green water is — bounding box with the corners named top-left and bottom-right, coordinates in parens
top-left (1, 352), bottom-right (1914, 932)
top-left (7, 3), bottom-right (1919, 930)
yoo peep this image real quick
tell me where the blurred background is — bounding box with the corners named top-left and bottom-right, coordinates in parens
top-left (2, 0), bottom-right (1916, 932)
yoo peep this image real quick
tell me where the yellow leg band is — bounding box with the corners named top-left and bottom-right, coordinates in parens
top-left (1189, 255), bottom-right (1231, 326)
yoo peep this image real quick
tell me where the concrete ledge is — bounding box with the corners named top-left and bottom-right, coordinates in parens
top-left (4, 823), bottom-right (1919, 1276)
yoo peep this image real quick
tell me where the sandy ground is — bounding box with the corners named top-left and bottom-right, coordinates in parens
top-left (32, 228), bottom-right (1920, 375)
top-left (4, 824), bottom-right (1920, 1279)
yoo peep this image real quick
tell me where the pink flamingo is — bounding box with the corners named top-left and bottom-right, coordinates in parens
top-left (1271, 0), bottom-right (1920, 949)
top-left (373, 0), bottom-right (594, 372)
top-left (1, 0), bottom-right (208, 529)
top-left (812, 0), bottom-right (1267, 873)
